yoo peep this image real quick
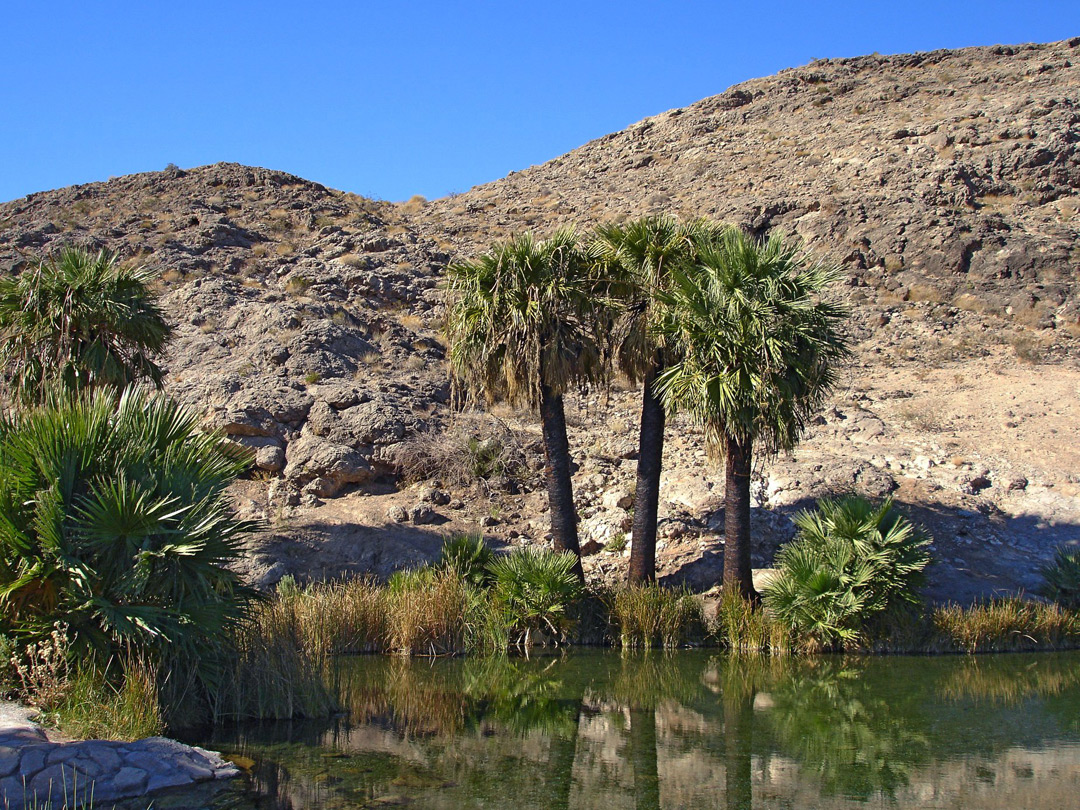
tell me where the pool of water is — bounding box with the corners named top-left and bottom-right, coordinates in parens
top-left (199, 650), bottom-right (1080, 809)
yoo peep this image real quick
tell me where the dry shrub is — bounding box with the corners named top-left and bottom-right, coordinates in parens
top-left (394, 413), bottom-right (529, 491)
top-left (11, 624), bottom-right (71, 710)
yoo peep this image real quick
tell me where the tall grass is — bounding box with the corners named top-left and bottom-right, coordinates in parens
top-left (384, 568), bottom-right (474, 655)
top-left (931, 598), bottom-right (1080, 653)
top-left (57, 658), bottom-right (164, 740)
top-left (711, 589), bottom-right (791, 654)
top-left (215, 595), bottom-right (339, 722)
top-left (611, 583), bottom-right (704, 649)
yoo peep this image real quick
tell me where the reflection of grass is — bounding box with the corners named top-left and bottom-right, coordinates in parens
top-left (609, 651), bottom-right (707, 709)
top-left (938, 655), bottom-right (1080, 705)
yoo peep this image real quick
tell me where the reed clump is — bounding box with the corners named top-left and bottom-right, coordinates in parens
top-left (930, 598), bottom-right (1080, 653)
top-left (611, 583), bottom-right (704, 649)
top-left (711, 589), bottom-right (792, 654)
top-left (384, 568), bottom-right (475, 655)
top-left (218, 593), bottom-right (340, 721)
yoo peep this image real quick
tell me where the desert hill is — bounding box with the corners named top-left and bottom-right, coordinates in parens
top-left (1, 40), bottom-right (1078, 602)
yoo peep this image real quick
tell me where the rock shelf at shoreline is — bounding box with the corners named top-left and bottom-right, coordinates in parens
top-left (0, 703), bottom-right (239, 809)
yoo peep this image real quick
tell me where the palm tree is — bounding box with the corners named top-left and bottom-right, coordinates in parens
top-left (446, 229), bottom-right (605, 581)
top-left (0, 246), bottom-right (171, 404)
top-left (594, 216), bottom-right (721, 584)
top-left (655, 227), bottom-right (849, 598)
top-left (0, 386), bottom-right (255, 676)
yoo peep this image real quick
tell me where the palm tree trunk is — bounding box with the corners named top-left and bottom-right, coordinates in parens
top-left (628, 358), bottom-right (665, 584)
top-left (722, 435), bottom-right (756, 599)
top-left (540, 381), bottom-right (585, 582)
top-left (548, 699), bottom-right (582, 809)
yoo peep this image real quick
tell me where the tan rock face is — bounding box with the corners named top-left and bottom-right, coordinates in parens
top-left (1, 42), bottom-right (1079, 600)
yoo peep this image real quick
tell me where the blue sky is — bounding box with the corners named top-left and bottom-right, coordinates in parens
top-left (2, 1), bottom-right (1078, 203)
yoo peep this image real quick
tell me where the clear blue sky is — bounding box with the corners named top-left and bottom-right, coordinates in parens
top-left (2, 1), bottom-right (1078, 203)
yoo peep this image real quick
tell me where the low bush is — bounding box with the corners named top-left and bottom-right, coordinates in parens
top-left (489, 548), bottom-right (584, 647)
top-left (0, 387), bottom-right (256, 694)
top-left (1039, 546), bottom-right (1080, 609)
top-left (436, 534), bottom-right (495, 588)
top-left (762, 496), bottom-right (931, 650)
top-left (393, 414), bottom-right (530, 492)
top-left (611, 583), bottom-right (703, 649)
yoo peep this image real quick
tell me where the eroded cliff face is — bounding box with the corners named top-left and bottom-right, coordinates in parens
top-left (1, 40), bottom-right (1078, 598)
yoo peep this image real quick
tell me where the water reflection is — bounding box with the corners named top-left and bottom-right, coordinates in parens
top-left (203, 651), bottom-right (1080, 809)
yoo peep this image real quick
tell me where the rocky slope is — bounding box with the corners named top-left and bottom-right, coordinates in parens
top-left (419, 39), bottom-right (1080, 334)
top-left (1, 40), bottom-right (1079, 602)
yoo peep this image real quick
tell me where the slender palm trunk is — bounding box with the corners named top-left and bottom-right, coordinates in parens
top-left (722, 435), bottom-right (756, 599)
top-left (540, 381), bottom-right (585, 582)
top-left (629, 357), bottom-right (665, 584)
top-left (548, 700), bottom-right (582, 809)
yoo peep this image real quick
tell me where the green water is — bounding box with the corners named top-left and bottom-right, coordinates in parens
top-left (202, 651), bottom-right (1080, 809)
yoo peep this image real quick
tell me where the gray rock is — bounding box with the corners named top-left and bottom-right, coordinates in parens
top-left (410, 504), bottom-right (437, 525)
top-left (421, 487), bottom-right (450, 506)
top-left (256, 445), bottom-right (286, 472)
top-left (0, 748), bottom-right (18, 778)
top-left (284, 432), bottom-right (373, 493)
top-left (18, 746), bottom-right (47, 778)
top-left (387, 505), bottom-right (409, 523)
top-left (109, 765), bottom-right (149, 796)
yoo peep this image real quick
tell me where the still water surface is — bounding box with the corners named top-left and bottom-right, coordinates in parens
top-left (201, 651), bottom-right (1080, 809)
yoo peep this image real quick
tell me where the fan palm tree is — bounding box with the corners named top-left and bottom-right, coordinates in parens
top-left (446, 229), bottom-right (605, 581)
top-left (0, 386), bottom-right (256, 676)
top-left (0, 246), bottom-right (171, 404)
top-left (593, 215), bottom-right (721, 583)
top-left (655, 227), bottom-right (849, 598)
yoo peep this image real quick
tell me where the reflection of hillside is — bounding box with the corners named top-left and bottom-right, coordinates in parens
top-left (202, 651), bottom-right (1080, 809)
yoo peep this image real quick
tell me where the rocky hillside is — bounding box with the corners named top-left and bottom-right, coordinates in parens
top-left (419, 39), bottom-right (1080, 335)
top-left (0, 163), bottom-right (454, 503)
top-left (1, 40), bottom-right (1078, 601)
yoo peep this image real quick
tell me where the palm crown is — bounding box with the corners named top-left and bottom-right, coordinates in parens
top-left (655, 227), bottom-right (849, 456)
top-left (0, 246), bottom-right (171, 404)
top-left (446, 228), bottom-right (606, 406)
